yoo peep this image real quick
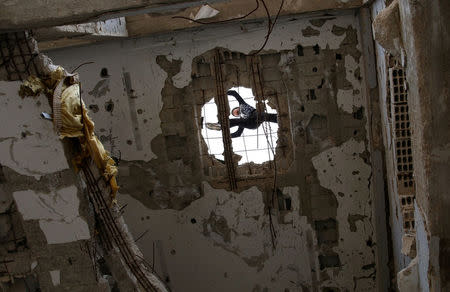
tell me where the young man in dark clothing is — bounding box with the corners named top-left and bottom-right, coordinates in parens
top-left (206, 90), bottom-right (278, 138)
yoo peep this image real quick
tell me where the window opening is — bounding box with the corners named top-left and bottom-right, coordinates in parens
top-left (201, 86), bottom-right (278, 165)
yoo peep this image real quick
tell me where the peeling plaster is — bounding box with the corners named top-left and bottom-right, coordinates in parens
top-left (118, 183), bottom-right (317, 291)
top-left (47, 49), bottom-right (167, 162)
top-left (336, 55), bottom-right (363, 114)
top-left (13, 186), bottom-right (90, 244)
top-left (167, 16), bottom-right (353, 88)
top-left (49, 270), bottom-right (61, 286)
top-left (43, 12), bottom-right (378, 291)
top-left (312, 138), bottom-right (375, 290)
top-left (47, 13), bottom-right (357, 162)
top-left (0, 81), bottom-right (69, 178)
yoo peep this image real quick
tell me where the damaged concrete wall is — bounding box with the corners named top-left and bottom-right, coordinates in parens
top-left (0, 80), bottom-right (104, 291)
top-left (371, 0), bottom-right (413, 279)
top-left (0, 32), bottom-right (164, 291)
top-left (396, 0), bottom-right (450, 290)
top-left (40, 10), bottom-right (386, 291)
top-left (372, 0), bottom-right (450, 290)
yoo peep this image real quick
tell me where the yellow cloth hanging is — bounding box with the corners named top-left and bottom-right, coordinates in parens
top-left (19, 67), bottom-right (119, 199)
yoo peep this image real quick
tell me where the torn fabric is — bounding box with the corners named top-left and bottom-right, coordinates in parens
top-left (19, 67), bottom-right (119, 199)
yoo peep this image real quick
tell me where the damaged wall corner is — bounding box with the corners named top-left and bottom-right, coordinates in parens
top-left (372, 0), bottom-right (403, 56)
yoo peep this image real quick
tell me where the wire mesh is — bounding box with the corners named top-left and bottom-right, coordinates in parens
top-left (200, 86), bottom-right (278, 165)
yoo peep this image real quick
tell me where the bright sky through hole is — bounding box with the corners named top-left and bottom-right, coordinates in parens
top-left (201, 86), bottom-right (278, 165)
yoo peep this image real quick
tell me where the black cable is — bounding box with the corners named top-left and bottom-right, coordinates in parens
top-left (71, 61), bottom-right (94, 74)
top-left (251, 0), bottom-right (285, 56)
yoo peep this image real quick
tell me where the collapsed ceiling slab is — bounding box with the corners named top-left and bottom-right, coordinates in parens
top-left (0, 0), bottom-right (226, 31)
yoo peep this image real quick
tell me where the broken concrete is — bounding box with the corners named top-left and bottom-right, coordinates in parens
top-left (372, 0), bottom-right (403, 56)
top-left (43, 11), bottom-right (384, 291)
top-left (4, 0), bottom-right (447, 289)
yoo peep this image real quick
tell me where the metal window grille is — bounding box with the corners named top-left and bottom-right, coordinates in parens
top-left (201, 95), bottom-right (278, 165)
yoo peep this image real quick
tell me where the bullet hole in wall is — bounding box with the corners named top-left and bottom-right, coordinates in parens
top-left (89, 104), bottom-right (99, 113)
top-left (307, 89), bottom-right (317, 100)
top-left (313, 44), bottom-right (320, 55)
top-left (105, 100), bottom-right (114, 112)
top-left (191, 218), bottom-right (197, 224)
top-left (100, 68), bottom-right (109, 78)
top-left (318, 78), bottom-right (325, 89)
top-left (297, 45), bottom-right (304, 56)
top-left (286, 198), bottom-right (292, 210)
top-left (353, 107), bottom-right (364, 120)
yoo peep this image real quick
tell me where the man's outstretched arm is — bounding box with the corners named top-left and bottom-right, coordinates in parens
top-left (227, 90), bottom-right (247, 105)
top-left (231, 126), bottom-right (244, 138)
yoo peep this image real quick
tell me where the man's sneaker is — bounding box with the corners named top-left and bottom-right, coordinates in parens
top-left (206, 123), bottom-right (221, 131)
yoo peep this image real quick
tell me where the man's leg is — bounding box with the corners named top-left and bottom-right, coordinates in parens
top-left (262, 113), bottom-right (278, 123)
top-left (229, 118), bottom-right (242, 127)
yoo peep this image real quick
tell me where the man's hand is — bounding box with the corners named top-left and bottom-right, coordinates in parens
top-left (227, 90), bottom-right (246, 105)
top-left (227, 90), bottom-right (238, 96)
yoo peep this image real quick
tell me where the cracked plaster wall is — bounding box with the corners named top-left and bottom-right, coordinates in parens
top-left (0, 81), bottom-right (104, 291)
top-left (42, 10), bottom-right (384, 291)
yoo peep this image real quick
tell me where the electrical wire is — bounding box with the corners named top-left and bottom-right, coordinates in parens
top-left (172, 0), bottom-right (285, 56)
top-left (251, 0), bottom-right (285, 56)
top-left (179, 0), bottom-right (285, 246)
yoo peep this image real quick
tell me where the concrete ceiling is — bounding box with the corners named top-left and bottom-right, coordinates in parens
top-left (0, 0), bottom-right (220, 31)
top-left (1, 0), bottom-right (369, 51)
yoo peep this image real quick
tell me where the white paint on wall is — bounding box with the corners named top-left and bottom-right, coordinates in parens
top-left (0, 81), bottom-right (69, 178)
top-left (415, 203), bottom-right (430, 292)
top-left (336, 89), bottom-right (354, 113)
top-left (336, 55), bottom-right (364, 114)
top-left (49, 270), bottom-right (61, 286)
top-left (312, 138), bottom-right (375, 290)
top-left (118, 182), bottom-right (317, 292)
top-left (13, 186), bottom-right (90, 244)
top-left (397, 257), bottom-right (419, 291)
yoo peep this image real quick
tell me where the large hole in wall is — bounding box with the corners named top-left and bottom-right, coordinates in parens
top-left (201, 86), bottom-right (278, 165)
top-left (190, 48), bottom-right (294, 187)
